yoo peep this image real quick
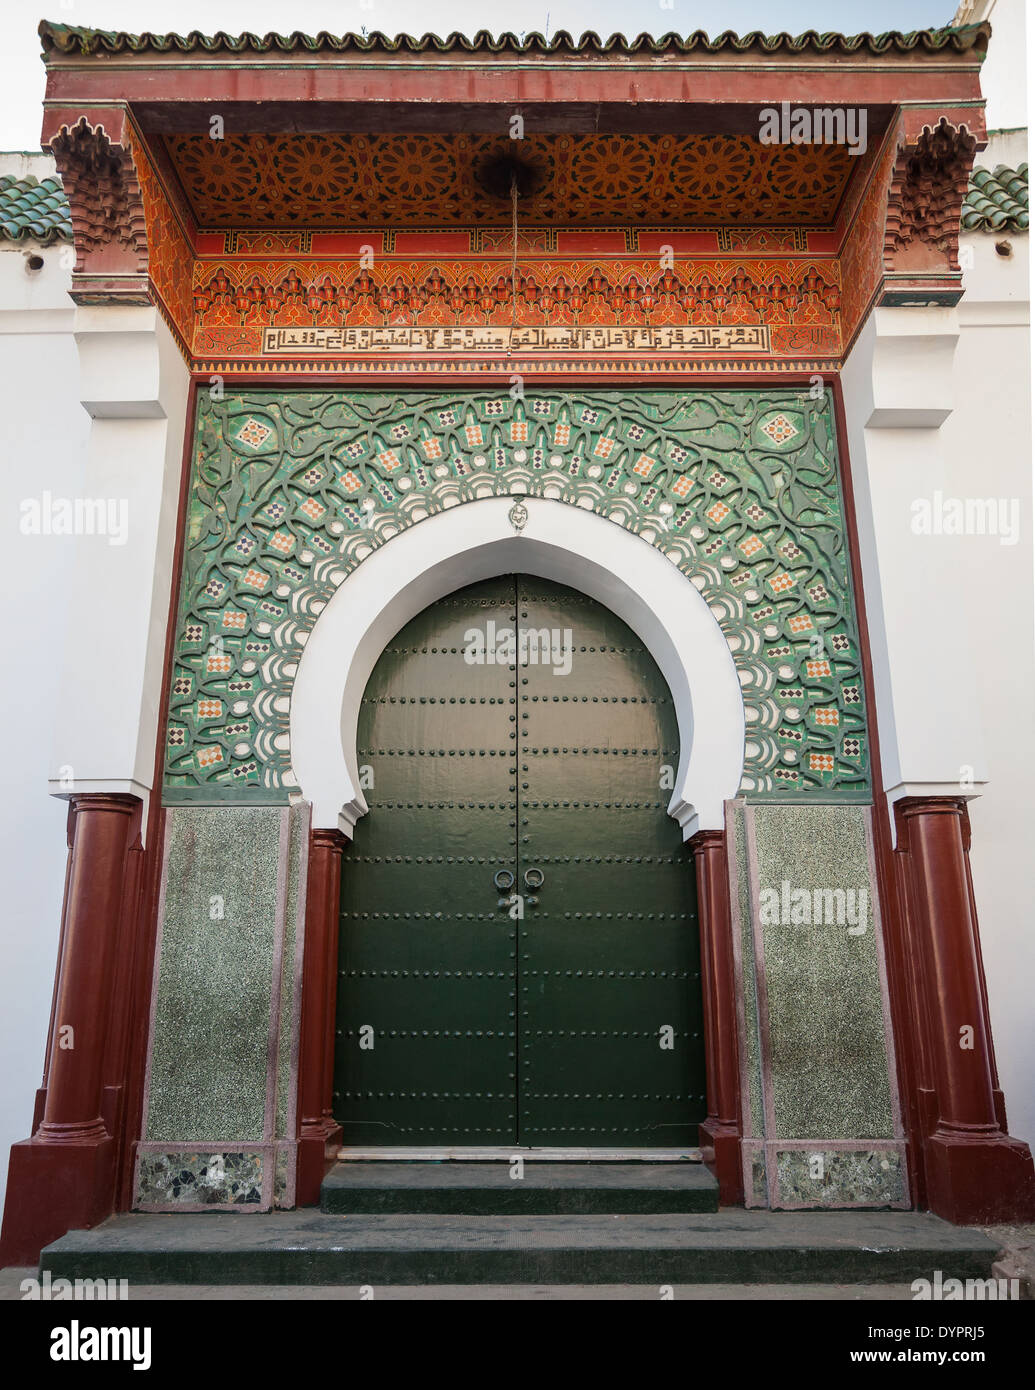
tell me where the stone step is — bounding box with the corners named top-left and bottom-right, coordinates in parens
top-left (39, 1211), bottom-right (998, 1287)
top-left (321, 1162), bottom-right (720, 1214)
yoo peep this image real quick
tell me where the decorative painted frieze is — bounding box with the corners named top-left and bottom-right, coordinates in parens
top-left (164, 389), bottom-right (870, 802)
top-left (191, 259), bottom-right (841, 366)
top-left (189, 256), bottom-right (843, 370)
top-left (166, 131), bottom-right (857, 228)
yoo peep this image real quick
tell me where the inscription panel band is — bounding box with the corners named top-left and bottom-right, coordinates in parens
top-left (261, 325), bottom-right (774, 355)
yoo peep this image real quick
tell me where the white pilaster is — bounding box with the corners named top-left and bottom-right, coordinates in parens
top-left (47, 307), bottom-right (190, 838)
top-left (841, 305), bottom-right (989, 840)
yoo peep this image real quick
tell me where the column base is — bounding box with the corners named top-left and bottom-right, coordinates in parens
top-left (699, 1118), bottom-right (744, 1206)
top-left (296, 1121), bottom-right (344, 1207)
top-left (0, 1134), bottom-right (116, 1266)
top-left (924, 1131), bottom-right (1035, 1224)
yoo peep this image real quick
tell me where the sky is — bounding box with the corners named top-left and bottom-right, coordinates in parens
top-left (2, 0), bottom-right (963, 149)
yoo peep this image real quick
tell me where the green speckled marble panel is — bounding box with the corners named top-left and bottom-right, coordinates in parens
top-left (749, 1149), bottom-right (768, 1206)
top-left (729, 801), bottom-right (765, 1140)
top-left (775, 1148), bottom-right (906, 1207)
top-left (751, 804), bottom-right (894, 1140)
top-left (135, 1151), bottom-right (264, 1207)
top-left (273, 1144), bottom-right (293, 1207)
top-left (145, 806), bottom-right (284, 1143)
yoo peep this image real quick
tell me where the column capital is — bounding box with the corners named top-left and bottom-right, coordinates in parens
top-left (893, 794), bottom-right (973, 854)
top-left (310, 827), bottom-right (349, 855)
top-left (67, 791), bottom-right (141, 818)
top-left (895, 794), bottom-right (968, 819)
top-left (688, 827), bottom-right (725, 854)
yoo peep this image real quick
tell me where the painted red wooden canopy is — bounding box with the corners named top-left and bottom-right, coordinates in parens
top-left (38, 20), bottom-right (989, 375)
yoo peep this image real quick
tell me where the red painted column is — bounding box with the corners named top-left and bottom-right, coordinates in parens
top-left (0, 793), bottom-right (138, 1263)
top-left (296, 827), bottom-right (346, 1204)
top-left (896, 797), bottom-right (1035, 1223)
top-left (320, 839), bottom-right (344, 1139)
top-left (690, 829), bottom-right (743, 1205)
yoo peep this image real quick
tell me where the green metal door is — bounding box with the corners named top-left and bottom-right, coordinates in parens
top-left (334, 575), bottom-right (705, 1146)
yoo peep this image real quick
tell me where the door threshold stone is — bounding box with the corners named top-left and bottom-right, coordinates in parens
top-left (337, 1147), bottom-right (703, 1162)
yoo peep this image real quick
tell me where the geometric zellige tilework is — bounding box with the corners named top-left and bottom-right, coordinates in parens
top-left (164, 389), bottom-right (869, 798)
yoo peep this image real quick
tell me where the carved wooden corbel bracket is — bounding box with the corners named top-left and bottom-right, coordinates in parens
top-left (880, 117), bottom-right (979, 307)
top-left (48, 115), bottom-right (151, 306)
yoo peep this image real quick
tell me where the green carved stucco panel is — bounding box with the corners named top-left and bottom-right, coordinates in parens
top-left (163, 388), bottom-right (870, 801)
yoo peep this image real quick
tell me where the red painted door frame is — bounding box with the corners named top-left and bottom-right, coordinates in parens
top-left (296, 828), bottom-right (347, 1204)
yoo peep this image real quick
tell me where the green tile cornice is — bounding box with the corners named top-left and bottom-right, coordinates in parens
top-left (0, 174), bottom-right (72, 243)
top-left (39, 21), bottom-right (990, 60)
top-left (962, 163), bottom-right (1029, 233)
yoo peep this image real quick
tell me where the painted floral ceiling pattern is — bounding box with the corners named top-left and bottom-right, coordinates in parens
top-left (165, 389), bottom-right (869, 803)
top-left (165, 133), bottom-right (857, 228)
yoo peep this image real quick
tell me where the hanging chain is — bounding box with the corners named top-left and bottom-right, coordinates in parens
top-left (509, 173), bottom-right (519, 353)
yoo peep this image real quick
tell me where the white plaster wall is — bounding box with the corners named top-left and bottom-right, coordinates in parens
top-left (944, 129), bottom-right (1033, 1151)
top-left (954, 0), bottom-right (1028, 132)
top-left (946, 1), bottom-right (1033, 1153)
top-left (0, 172), bottom-right (83, 1216)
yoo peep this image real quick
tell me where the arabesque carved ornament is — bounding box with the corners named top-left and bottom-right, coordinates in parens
top-left (164, 389), bottom-right (870, 803)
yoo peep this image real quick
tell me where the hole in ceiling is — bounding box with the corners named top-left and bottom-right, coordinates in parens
top-left (474, 151), bottom-right (544, 201)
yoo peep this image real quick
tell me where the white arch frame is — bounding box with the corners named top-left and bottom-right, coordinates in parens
top-left (290, 496), bottom-right (745, 837)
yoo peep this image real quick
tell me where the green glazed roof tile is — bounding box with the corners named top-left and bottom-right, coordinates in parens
top-left (962, 163), bottom-right (1029, 232)
top-left (0, 173), bottom-right (72, 243)
top-left (38, 20), bottom-right (991, 59)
